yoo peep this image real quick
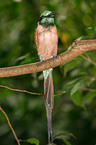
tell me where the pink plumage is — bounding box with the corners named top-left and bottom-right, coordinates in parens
top-left (35, 22), bottom-right (58, 60)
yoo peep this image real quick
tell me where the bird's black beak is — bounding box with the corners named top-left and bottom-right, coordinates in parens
top-left (49, 12), bottom-right (59, 18)
top-left (51, 12), bottom-right (59, 15)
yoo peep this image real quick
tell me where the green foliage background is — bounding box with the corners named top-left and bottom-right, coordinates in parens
top-left (0, 0), bottom-right (96, 145)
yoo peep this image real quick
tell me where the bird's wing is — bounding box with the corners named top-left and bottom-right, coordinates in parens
top-left (53, 25), bottom-right (58, 56)
top-left (34, 29), bottom-right (38, 48)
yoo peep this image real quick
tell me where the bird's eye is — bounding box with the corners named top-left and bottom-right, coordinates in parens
top-left (46, 13), bottom-right (54, 18)
top-left (46, 14), bottom-right (52, 18)
top-left (42, 16), bottom-right (45, 19)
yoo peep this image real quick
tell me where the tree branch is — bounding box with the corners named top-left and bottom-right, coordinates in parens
top-left (0, 106), bottom-right (20, 145)
top-left (0, 39), bottom-right (96, 78)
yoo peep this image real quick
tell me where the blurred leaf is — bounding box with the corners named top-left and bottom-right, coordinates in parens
top-left (19, 55), bottom-right (32, 65)
top-left (78, 72), bottom-right (88, 76)
top-left (27, 138), bottom-right (39, 145)
top-left (62, 138), bottom-right (72, 145)
top-left (15, 53), bottom-right (29, 62)
top-left (64, 58), bottom-right (81, 76)
top-left (86, 27), bottom-right (96, 33)
top-left (75, 36), bottom-right (83, 41)
top-left (54, 138), bottom-right (72, 145)
top-left (86, 77), bottom-right (95, 87)
top-left (54, 132), bottom-right (76, 139)
top-left (65, 79), bottom-right (79, 87)
top-left (70, 80), bottom-right (84, 95)
top-left (83, 92), bottom-right (96, 102)
top-left (70, 91), bottom-right (83, 107)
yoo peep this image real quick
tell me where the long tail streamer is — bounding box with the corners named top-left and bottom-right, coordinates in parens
top-left (44, 70), bottom-right (54, 144)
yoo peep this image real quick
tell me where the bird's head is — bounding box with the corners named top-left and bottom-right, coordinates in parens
top-left (39, 10), bottom-right (58, 27)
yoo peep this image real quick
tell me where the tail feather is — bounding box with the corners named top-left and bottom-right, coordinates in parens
top-left (44, 70), bottom-right (54, 108)
top-left (44, 70), bottom-right (54, 144)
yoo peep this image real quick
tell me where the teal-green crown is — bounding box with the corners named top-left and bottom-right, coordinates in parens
top-left (39, 10), bottom-right (58, 27)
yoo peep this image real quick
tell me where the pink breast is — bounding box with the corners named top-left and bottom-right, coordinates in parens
top-left (37, 25), bottom-right (58, 60)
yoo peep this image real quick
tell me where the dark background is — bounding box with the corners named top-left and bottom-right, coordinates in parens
top-left (0, 0), bottom-right (96, 145)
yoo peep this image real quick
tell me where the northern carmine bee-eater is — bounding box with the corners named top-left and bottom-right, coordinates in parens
top-left (34, 10), bottom-right (58, 144)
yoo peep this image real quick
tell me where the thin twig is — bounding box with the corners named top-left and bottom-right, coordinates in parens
top-left (81, 54), bottom-right (96, 66)
top-left (0, 84), bottom-right (67, 97)
top-left (19, 139), bottom-right (26, 142)
top-left (0, 106), bottom-right (20, 145)
top-left (0, 84), bottom-right (42, 96)
top-left (54, 91), bottom-right (66, 96)
top-left (80, 87), bottom-right (96, 92)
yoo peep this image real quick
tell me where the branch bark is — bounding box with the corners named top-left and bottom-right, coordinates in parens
top-left (0, 39), bottom-right (96, 78)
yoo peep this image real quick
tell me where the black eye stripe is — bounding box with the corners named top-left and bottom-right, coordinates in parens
top-left (45, 13), bottom-right (55, 18)
top-left (39, 14), bottom-right (54, 21)
top-left (39, 12), bottom-right (59, 22)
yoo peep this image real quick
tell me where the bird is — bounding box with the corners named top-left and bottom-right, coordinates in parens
top-left (34, 10), bottom-right (58, 144)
